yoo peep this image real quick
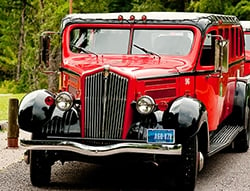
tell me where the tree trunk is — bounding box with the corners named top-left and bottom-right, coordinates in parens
top-left (16, 0), bottom-right (26, 81)
top-left (48, 47), bottom-right (61, 92)
top-left (39, 0), bottom-right (60, 92)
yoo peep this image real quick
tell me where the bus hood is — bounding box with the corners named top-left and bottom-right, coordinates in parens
top-left (63, 55), bottom-right (194, 78)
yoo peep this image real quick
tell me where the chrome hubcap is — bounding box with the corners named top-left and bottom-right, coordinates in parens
top-left (198, 152), bottom-right (204, 172)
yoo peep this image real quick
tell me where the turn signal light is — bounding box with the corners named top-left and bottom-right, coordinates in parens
top-left (45, 96), bottom-right (55, 106)
top-left (158, 101), bottom-right (168, 111)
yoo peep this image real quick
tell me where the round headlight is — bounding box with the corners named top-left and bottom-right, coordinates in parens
top-left (55, 92), bottom-right (73, 111)
top-left (136, 95), bottom-right (156, 114)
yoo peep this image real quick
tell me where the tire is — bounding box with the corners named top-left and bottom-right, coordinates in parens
top-left (233, 104), bottom-right (250, 152)
top-left (30, 150), bottom-right (51, 187)
top-left (179, 135), bottom-right (198, 191)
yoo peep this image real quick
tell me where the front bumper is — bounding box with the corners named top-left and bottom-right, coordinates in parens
top-left (20, 140), bottom-right (182, 156)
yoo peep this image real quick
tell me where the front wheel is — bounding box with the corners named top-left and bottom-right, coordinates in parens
top-left (179, 135), bottom-right (199, 191)
top-left (30, 150), bottom-right (51, 187)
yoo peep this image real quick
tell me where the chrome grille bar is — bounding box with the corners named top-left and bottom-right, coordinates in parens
top-left (85, 72), bottom-right (128, 139)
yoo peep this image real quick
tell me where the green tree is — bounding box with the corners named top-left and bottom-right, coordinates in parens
top-left (76, 0), bottom-right (109, 13)
top-left (1, 0), bottom-right (250, 93)
top-left (187, 0), bottom-right (224, 13)
top-left (108, 0), bottom-right (133, 12)
top-left (131, 0), bottom-right (166, 12)
top-left (0, 0), bottom-right (23, 82)
top-left (231, 0), bottom-right (250, 20)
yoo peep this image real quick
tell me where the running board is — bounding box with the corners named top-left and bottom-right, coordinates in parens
top-left (208, 125), bottom-right (244, 157)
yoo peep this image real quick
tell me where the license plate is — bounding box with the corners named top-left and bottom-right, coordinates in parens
top-left (147, 129), bottom-right (175, 144)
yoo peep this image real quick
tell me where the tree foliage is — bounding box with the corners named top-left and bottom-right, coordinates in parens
top-left (231, 0), bottom-right (250, 20)
top-left (0, 0), bottom-right (249, 93)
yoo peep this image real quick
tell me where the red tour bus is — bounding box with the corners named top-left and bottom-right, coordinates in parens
top-left (18, 12), bottom-right (250, 190)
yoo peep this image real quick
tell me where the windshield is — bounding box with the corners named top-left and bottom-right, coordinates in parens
top-left (132, 29), bottom-right (193, 55)
top-left (244, 34), bottom-right (250, 51)
top-left (70, 28), bottom-right (194, 56)
top-left (70, 28), bottom-right (130, 54)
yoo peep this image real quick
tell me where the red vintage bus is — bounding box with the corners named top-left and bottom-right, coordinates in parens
top-left (18, 12), bottom-right (250, 190)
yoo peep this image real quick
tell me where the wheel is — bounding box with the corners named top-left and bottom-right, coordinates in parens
top-left (30, 150), bottom-right (51, 187)
top-left (179, 135), bottom-right (198, 191)
top-left (233, 104), bottom-right (250, 152)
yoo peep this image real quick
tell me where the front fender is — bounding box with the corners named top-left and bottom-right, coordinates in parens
top-left (162, 96), bottom-right (207, 143)
top-left (231, 80), bottom-right (250, 125)
top-left (18, 89), bottom-right (55, 132)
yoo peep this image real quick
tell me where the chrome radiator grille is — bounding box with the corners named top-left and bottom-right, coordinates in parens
top-left (85, 72), bottom-right (128, 139)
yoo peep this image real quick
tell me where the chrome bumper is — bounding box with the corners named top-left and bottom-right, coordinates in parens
top-left (20, 140), bottom-right (182, 156)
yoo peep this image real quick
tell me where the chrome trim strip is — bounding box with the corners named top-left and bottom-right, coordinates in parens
top-left (20, 140), bottom-right (182, 156)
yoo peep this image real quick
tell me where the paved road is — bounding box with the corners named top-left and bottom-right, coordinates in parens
top-left (0, 149), bottom-right (250, 191)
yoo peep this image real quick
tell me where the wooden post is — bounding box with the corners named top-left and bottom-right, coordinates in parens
top-left (69, 0), bottom-right (73, 14)
top-left (7, 98), bottom-right (19, 148)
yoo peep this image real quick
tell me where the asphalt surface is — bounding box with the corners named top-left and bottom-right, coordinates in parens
top-left (0, 121), bottom-right (30, 171)
top-left (1, 121), bottom-right (250, 190)
top-left (0, 148), bottom-right (250, 190)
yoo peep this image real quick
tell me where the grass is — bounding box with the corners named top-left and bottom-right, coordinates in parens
top-left (0, 93), bottom-right (25, 121)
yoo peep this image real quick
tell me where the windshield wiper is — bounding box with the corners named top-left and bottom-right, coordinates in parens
top-left (133, 44), bottom-right (161, 59)
top-left (71, 44), bottom-right (98, 56)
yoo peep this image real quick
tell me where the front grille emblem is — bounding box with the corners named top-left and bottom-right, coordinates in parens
top-left (103, 65), bottom-right (110, 78)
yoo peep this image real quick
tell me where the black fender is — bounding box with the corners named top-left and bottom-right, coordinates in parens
top-left (162, 96), bottom-right (208, 143)
top-left (231, 80), bottom-right (250, 125)
top-left (18, 89), bottom-right (55, 132)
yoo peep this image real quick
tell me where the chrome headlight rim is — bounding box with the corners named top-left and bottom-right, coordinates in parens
top-left (55, 92), bottom-right (74, 111)
top-left (136, 95), bottom-right (156, 115)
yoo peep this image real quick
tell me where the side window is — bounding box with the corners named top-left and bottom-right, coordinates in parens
top-left (236, 28), bottom-right (239, 56)
top-left (239, 28), bottom-right (244, 56)
top-left (244, 33), bottom-right (250, 51)
top-left (200, 31), bottom-right (216, 66)
top-left (230, 28), bottom-right (235, 59)
top-left (235, 27), bottom-right (244, 57)
top-left (225, 28), bottom-right (229, 39)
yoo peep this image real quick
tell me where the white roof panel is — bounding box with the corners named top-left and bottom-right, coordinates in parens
top-left (67, 12), bottom-right (222, 21)
top-left (240, 21), bottom-right (250, 31)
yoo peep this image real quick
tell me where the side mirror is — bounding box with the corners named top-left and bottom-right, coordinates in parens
top-left (39, 31), bottom-right (58, 67)
top-left (39, 34), bottom-right (50, 67)
top-left (215, 39), bottom-right (229, 73)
